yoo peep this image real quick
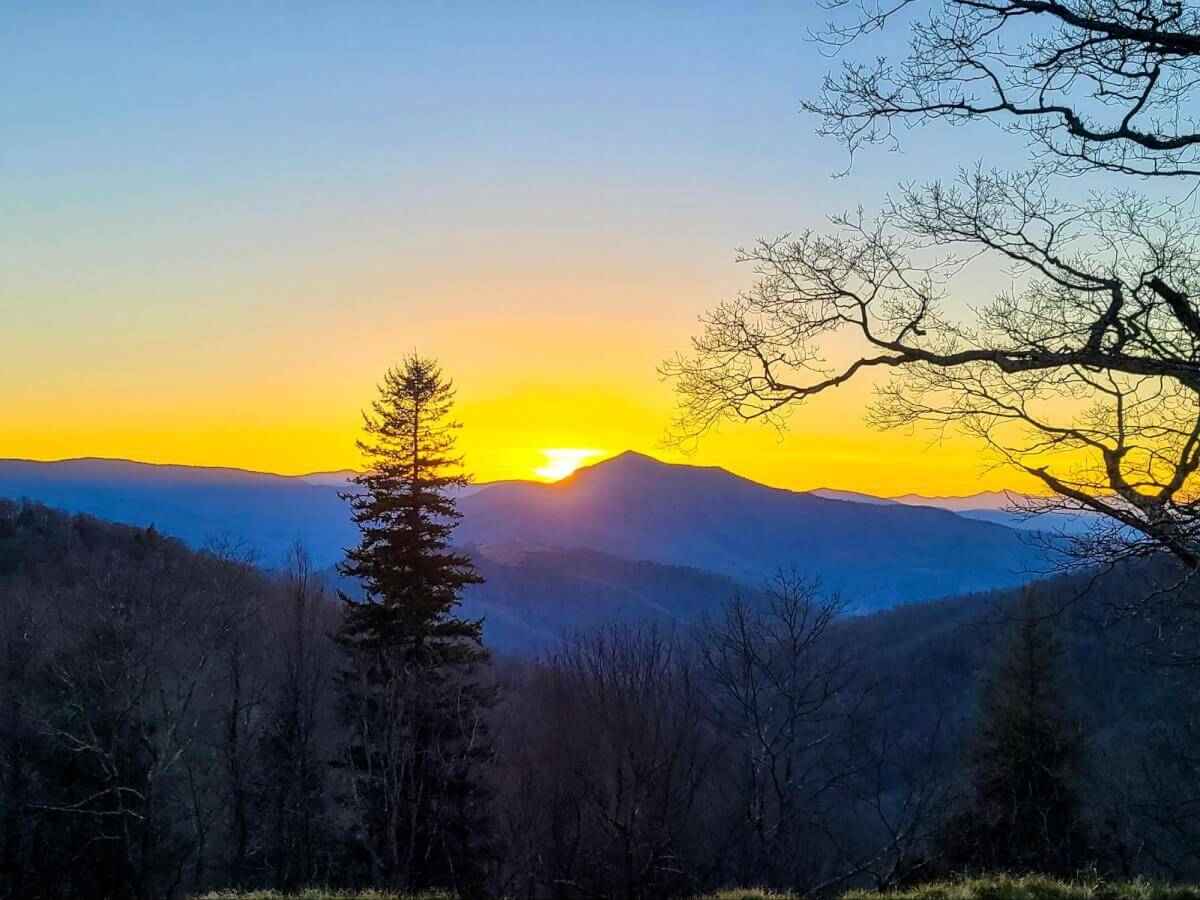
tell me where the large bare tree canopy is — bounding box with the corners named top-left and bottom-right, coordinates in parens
top-left (667, 2), bottom-right (1200, 574)
top-left (807, 0), bottom-right (1200, 177)
top-left (668, 172), bottom-right (1200, 569)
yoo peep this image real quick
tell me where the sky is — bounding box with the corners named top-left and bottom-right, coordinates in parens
top-left (2, 2), bottom-right (1058, 495)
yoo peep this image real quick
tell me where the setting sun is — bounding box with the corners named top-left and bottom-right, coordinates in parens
top-left (533, 448), bottom-right (605, 481)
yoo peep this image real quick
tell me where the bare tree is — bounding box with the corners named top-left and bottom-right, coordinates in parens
top-left (806, 0), bottom-right (1200, 178)
top-left (336, 640), bottom-right (425, 886)
top-left (259, 544), bottom-right (338, 891)
top-left (696, 573), bottom-right (865, 892)
top-left (845, 714), bottom-right (959, 890)
top-left (1131, 690), bottom-right (1200, 878)
top-left (31, 525), bottom-right (248, 899)
top-left (500, 625), bottom-right (717, 899)
top-left (207, 539), bottom-right (268, 889)
top-left (667, 166), bottom-right (1200, 577)
top-left (669, 0), bottom-right (1200, 584)
top-left (0, 576), bottom-right (40, 899)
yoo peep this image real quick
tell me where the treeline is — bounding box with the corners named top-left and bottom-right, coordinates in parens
top-left (4, 496), bottom-right (1200, 899)
top-left (0, 500), bottom-right (342, 898)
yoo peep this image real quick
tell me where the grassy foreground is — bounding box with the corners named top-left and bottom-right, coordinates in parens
top-left (196, 891), bottom-right (456, 900)
top-left (703, 878), bottom-right (1200, 900)
top-left (838, 876), bottom-right (1200, 900)
top-left (197, 875), bottom-right (1200, 900)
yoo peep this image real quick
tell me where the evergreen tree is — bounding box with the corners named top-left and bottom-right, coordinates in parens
top-left (940, 590), bottom-right (1093, 876)
top-left (335, 355), bottom-right (495, 895)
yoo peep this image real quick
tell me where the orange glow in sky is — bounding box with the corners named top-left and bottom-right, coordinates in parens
top-left (0, 255), bottom-right (1054, 496)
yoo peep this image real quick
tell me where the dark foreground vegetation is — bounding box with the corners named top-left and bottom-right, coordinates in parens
top-left (5, 491), bottom-right (1200, 899)
top-left (839, 879), bottom-right (1200, 900)
top-left (191, 876), bottom-right (1200, 900)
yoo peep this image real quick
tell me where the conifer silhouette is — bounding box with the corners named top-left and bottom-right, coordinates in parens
top-left (335, 355), bottom-right (494, 895)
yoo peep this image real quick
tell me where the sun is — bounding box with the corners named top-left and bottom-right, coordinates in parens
top-left (534, 448), bottom-right (604, 481)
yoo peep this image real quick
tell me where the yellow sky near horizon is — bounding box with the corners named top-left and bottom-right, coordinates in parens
top-left (3, 408), bottom-right (1028, 498)
top-left (3, 319), bottom-right (1039, 498)
top-left (1, 237), bottom-right (1048, 497)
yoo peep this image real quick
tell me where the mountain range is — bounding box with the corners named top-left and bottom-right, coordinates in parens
top-left (0, 452), bottom-right (1061, 637)
top-left (810, 486), bottom-right (1094, 533)
top-left (452, 452), bottom-right (1050, 605)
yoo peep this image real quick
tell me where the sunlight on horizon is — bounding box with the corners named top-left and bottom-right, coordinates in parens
top-left (533, 448), bottom-right (606, 481)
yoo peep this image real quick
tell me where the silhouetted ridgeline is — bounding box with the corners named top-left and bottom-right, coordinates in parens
top-left (3, 499), bottom-right (1200, 898)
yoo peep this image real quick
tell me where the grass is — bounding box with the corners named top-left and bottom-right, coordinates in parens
top-left (196, 891), bottom-right (456, 900)
top-left (196, 876), bottom-right (1200, 900)
top-left (841, 875), bottom-right (1200, 900)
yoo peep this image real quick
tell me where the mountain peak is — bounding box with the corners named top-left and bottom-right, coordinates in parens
top-left (890, 489), bottom-right (1027, 512)
top-left (557, 450), bottom-right (662, 480)
top-left (612, 449), bottom-right (655, 462)
top-left (567, 450), bottom-right (741, 487)
top-left (587, 449), bottom-right (662, 469)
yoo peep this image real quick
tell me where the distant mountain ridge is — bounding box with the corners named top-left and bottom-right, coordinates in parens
top-left (309, 463), bottom-right (1081, 529)
top-left (0, 452), bottom-right (1052, 612)
top-left (809, 487), bottom-right (898, 506)
top-left (295, 469), bottom-right (358, 489)
top-left (812, 484), bottom-right (1094, 534)
top-left (452, 451), bottom-right (1048, 609)
top-left (892, 489), bottom-right (1026, 511)
top-left (0, 457), bottom-right (356, 565)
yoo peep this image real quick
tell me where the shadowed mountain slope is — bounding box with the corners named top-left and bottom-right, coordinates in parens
top-left (456, 451), bottom-right (1048, 608)
top-left (0, 457), bottom-right (356, 565)
top-left (329, 541), bottom-right (756, 654)
top-left (817, 484), bottom-right (1096, 535)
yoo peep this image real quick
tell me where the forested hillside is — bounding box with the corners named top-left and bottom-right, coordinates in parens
top-left (3, 500), bottom-right (1199, 898)
top-left (335, 544), bottom-right (758, 654)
